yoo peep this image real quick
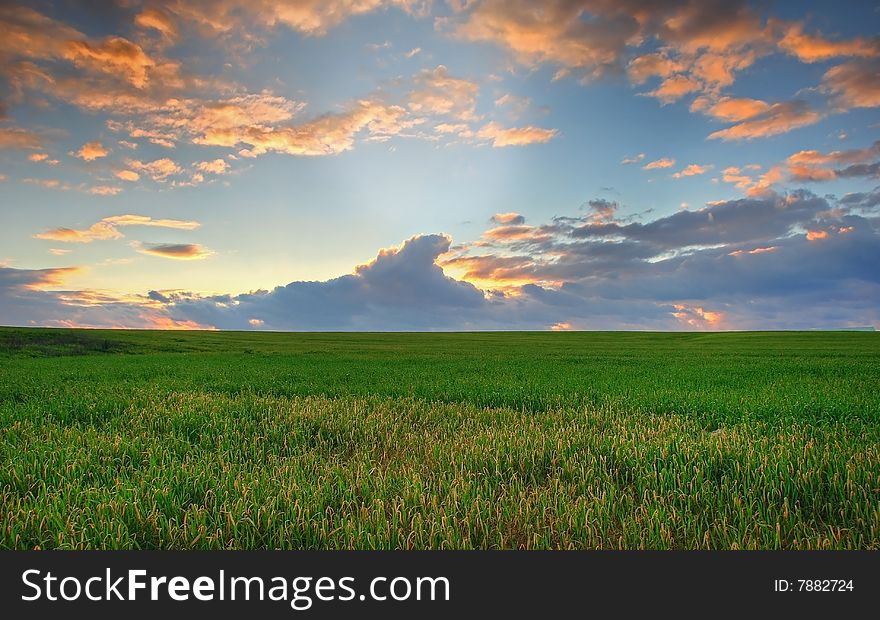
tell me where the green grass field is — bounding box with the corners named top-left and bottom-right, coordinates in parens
top-left (1, 327), bottom-right (877, 549)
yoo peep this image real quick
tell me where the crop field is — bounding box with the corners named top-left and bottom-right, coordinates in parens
top-left (0, 327), bottom-right (877, 550)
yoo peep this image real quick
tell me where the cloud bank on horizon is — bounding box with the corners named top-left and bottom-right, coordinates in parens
top-left (0, 0), bottom-right (878, 330)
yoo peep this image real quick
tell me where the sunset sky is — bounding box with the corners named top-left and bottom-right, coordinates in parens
top-left (1, 0), bottom-right (879, 330)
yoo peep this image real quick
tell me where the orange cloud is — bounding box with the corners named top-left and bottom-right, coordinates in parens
top-left (745, 165), bottom-right (784, 197)
top-left (788, 142), bottom-right (880, 167)
top-left (784, 141), bottom-right (880, 182)
top-left (133, 242), bottom-right (214, 260)
top-left (476, 121), bottom-right (557, 147)
top-left (643, 75), bottom-right (702, 104)
top-left (672, 164), bottom-right (710, 178)
top-left (161, 0), bottom-right (427, 38)
top-left (621, 153), bottom-right (645, 164)
top-left (439, 253), bottom-right (545, 289)
top-left (126, 157), bottom-right (182, 181)
top-left (73, 141), bottom-right (109, 161)
top-left (195, 158), bottom-right (229, 174)
top-left (822, 60), bottom-right (880, 110)
top-left (20, 266), bottom-right (84, 291)
top-left (778, 23), bottom-right (879, 63)
top-left (671, 304), bottom-right (725, 329)
top-left (699, 96), bottom-right (770, 122)
top-left (690, 49), bottom-right (758, 89)
top-left (62, 36), bottom-right (159, 89)
top-left (708, 101), bottom-right (821, 140)
top-left (0, 5), bottom-right (80, 61)
top-left (643, 157), bottom-right (675, 170)
top-left (114, 169), bottom-right (140, 182)
top-left (34, 214), bottom-right (200, 243)
top-left (492, 212), bottom-right (525, 225)
top-left (550, 322), bottom-right (573, 331)
top-left (0, 127), bottom-right (42, 150)
top-left (28, 152), bottom-right (59, 164)
top-left (450, 0), bottom-right (635, 77)
top-left (409, 65), bottom-right (479, 121)
top-left (482, 225), bottom-right (548, 242)
top-left (806, 230), bottom-right (829, 241)
top-left (135, 8), bottom-right (179, 41)
top-left (627, 53), bottom-right (683, 85)
top-left (141, 315), bottom-right (215, 330)
top-left (728, 246), bottom-right (776, 257)
top-left (89, 185), bottom-right (123, 196)
top-left (193, 99), bottom-right (413, 156)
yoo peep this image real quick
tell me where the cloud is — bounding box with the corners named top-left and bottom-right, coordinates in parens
top-left (162, 234), bottom-right (487, 330)
top-left (135, 8), bottom-right (179, 42)
top-left (160, 0), bottom-right (429, 38)
top-left (643, 157), bottom-right (675, 170)
top-left (785, 141), bottom-right (880, 183)
top-left (409, 65), bottom-right (480, 121)
top-left (491, 212), bottom-right (526, 225)
top-left (73, 141), bottom-right (109, 161)
top-left (133, 242), bottom-right (213, 260)
top-left (448, 0), bottom-right (772, 90)
top-left (697, 96), bottom-right (770, 122)
top-left (23, 178), bottom-right (63, 190)
top-left (583, 199), bottom-right (618, 224)
top-left (0, 265), bottom-right (207, 329)
top-left (476, 121), bottom-right (558, 147)
top-left (0, 5), bottom-right (184, 107)
top-left (195, 159), bottom-right (229, 174)
top-left (627, 53), bottom-right (683, 85)
top-left (0, 127), bottom-right (42, 150)
top-left (494, 93), bottom-right (531, 118)
top-left (126, 157), bottom-right (183, 181)
top-left (777, 23), bottom-right (880, 63)
top-left (448, 0), bottom-right (642, 79)
top-left (28, 152), bottom-right (59, 165)
top-left (62, 37), bottom-right (160, 89)
top-left (621, 153), bottom-right (645, 165)
top-left (672, 164), bottom-right (711, 178)
top-left (822, 60), bottom-right (880, 110)
top-left (115, 169), bottom-right (141, 182)
top-left (89, 185), bottom-right (123, 196)
top-left (4, 187), bottom-right (880, 330)
top-left (34, 214), bottom-right (200, 243)
top-left (708, 101), bottom-right (821, 140)
top-left (642, 75), bottom-right (703, 104)
top-left (194, 98), bottom-right (413, 156)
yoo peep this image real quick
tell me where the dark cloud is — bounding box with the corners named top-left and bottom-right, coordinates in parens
top-left (165, 234), bottom-right (487, 330)
top-left (570, 191), bottom-right (827, 250)
top-left (134, 242), bottom-right (212, 260)
top-left (2, 191), bottom-right (878, 331)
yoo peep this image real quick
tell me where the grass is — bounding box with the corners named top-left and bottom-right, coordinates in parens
top-left (0, 327), bottom-right (877, 549)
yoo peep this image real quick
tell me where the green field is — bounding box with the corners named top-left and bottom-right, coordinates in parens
top-left (1, 327), bottom-right (877, 549)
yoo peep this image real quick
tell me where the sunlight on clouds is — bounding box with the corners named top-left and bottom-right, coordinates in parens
top-left (643, 158), bottom-right (675, 170)
top-left (34, 215), bottom-right (200, 243)
top-left (708, 101), bottom-right (822, 141)
top-left (476, 122), bottom-right (557, 148)
top-left (132, 242), bottom-right (214, 260)
top-left (72, 141), bottom-right (109, 161)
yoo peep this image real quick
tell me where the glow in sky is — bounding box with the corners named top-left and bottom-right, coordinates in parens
top-left (1, 0), bottom-right (879, 330)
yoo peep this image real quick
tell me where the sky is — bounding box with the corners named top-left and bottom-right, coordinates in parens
top-left (1, 0), bottom-right (879, 331)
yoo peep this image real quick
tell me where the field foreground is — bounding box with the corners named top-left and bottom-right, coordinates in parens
top-left (0, 328), bottom-right (877, 549)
